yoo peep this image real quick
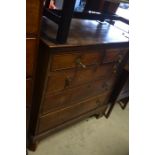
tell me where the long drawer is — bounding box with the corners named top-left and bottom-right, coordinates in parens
top-left (46, 63), bottom-right (115, 94)
top-left (42, 77), bottom-right (114, 114)
top-left (38, 94), bottom-right (109, 133)
top-left (26, 38), bottom-right (37, 77)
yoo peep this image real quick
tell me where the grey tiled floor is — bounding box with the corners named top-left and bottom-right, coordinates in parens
top-left (29, 104), bottom-right (129, 155)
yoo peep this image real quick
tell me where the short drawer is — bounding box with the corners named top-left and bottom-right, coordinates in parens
top-left (26, 38), bottom-right (37, 77)
top-left (42, 78), bottom-right (112, 114)
top-left (50, 51), bottom-right (103, 71)
top-left (26, 0), bottom-right (42, 35)
top-left (26, 78), bottom-right (32, 107)
top-left (103, 48), bottom-right (126, 63)
top-left (46, 63), bottom-right (115, 94)
top-left (38, 94), bottom-right (108, 133)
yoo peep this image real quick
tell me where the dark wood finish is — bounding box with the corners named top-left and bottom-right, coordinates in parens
top-left (50, 51), bottom-right (103, 71)
top-left (42, 90), bottom-right (72, 114)
top-left (38, 94), bottom-right (109, 133)
top-left (26, 107), bottom-right (30, 129)
top-left (26, 0), bottom-right (44, 36)
top-left (46, 63), bottom-right (115, 94)
top-left (42, 77), bottom-right (114, 115)
top-left (26, 38), bottom-right (38, 77)
top-left (26, 78), bottom-right (32, 107)
top-left (41, 17), bottom-right (129, 47)
top-left (103, 48), bottom-right (127, 63)
top-left (26, 0), bottom-right (44, 152)
top-left (28, 141), bottom-right (38, 152)
top-left (28, 19), bottom-right (129, 151)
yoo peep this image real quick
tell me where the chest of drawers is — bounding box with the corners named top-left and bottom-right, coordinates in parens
top-left (28, 18), bottom-right (129, 150)
top-left (28, 44), bottom-right (128, 150)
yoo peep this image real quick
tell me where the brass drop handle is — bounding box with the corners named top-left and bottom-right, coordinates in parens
top-left (64, 77), bottom-right (72, 88)
top-left (76, 58), bottom-right (86, 69)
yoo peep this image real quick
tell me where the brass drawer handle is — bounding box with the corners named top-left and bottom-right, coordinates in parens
top-left (76, 58), bottom-right (86, 69)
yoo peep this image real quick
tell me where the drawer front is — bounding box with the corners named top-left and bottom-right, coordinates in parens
top-left (103, 48), bottom-right (126, 63)
top-left (42, 91), bottom-right (72, 115)
top-left (38, 94), bottom-right (108, 133)
top-left (26, 78), bottom-right (32, 107)
top-left (42, 78), bottom-right (112, 114)
top-left (50, 51), bottom-right (103, 71)
top-left (46, 69), bottom-right (75, 94)
top-left (46, 63), bottom-right (115, 94)
top-left (26, 0), bottom-right (42, 35)
top-left (70, 79), bottom-right (111, 104)
top-left (26, 38), bottom-right (37, 77)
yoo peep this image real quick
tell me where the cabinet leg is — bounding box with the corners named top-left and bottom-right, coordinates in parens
top-left (118, 97), bottom-right (129, 110)
top-left (95, 112), bottom-right (104, 119)
top-left (28, 140), bottom-right (38, 151)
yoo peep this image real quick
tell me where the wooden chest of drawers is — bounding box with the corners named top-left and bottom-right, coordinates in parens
top-left (28, 18), bottom-right (129, 150)
top-left (29, 45), bottom-right (128, 150)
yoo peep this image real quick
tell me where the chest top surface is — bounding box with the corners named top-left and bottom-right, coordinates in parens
top-left (41, 17), bottom-right (129, 48)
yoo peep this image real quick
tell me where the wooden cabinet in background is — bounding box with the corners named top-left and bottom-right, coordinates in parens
top-left (26, 0), bottom-right (43, 131)
top-left (26, 0), bottom-right (44, 35)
